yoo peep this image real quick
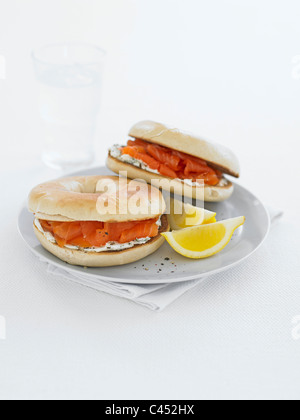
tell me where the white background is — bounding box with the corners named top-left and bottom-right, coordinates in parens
top-left (0, 0), bottom-right (300, 400)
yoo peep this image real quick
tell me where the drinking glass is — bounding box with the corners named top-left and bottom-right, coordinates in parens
top-left (32, 43), bottom-right (105, 171)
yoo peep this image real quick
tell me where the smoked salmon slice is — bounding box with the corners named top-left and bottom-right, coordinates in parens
top-left (39, 218), bottom-right (159, 249)
top-left (184, 158), bottom-right (210, 175)
top-left (147, 145), bottom-right (181, 171)
top-left (127, 139), bottom-right (149, 148)
top-left (120, 139), bottom-right (222, 186)
top-left (123, 145), bottom-right (146, 157)
top-left (119, 219), bottom-right (159, 244)
top-left (137, 153), bottom-right (160, 170)
top-left (40, 220), bottom-right (53, 232)
top-left (159, 164), bottom-right (177, 178)
top-left (123, 146), bottom-right (160, 170)
top-left (52, 222), bottom-right (82, 242)
top-left (81, 221), bottom-right (104, 239)
top-left (69, 236), bottom-right (94, 248)
top-left (122, 146), bottom-right (139, 159)
top-left (104, 221), bottom-right (138, 242)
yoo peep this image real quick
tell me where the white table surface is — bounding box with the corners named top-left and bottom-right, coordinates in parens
top-left (0, 0), bottom-right (300, 400)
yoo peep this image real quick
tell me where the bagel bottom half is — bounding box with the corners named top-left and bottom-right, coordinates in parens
top-left (33, 215), bottom-right (170, 267)
top-left (106, 155), bottom-right (234, 202)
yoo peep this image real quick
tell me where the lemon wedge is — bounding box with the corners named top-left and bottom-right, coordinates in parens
top-left (168, 198), bottom-right (216, 230)
top-left (161, 216), bottom-right (245, 259)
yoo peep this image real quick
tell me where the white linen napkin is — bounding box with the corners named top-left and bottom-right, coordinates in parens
top-left (41, 207), bottom-right (283, 311)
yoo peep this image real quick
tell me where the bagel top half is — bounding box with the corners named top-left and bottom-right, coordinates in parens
top-left (28, 175), bottom-right (166, 223)
top-left (129, 121), bottom-right (240, 178)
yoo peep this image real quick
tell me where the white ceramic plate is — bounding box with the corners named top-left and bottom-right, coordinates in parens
top-left (18, 166), bottom-right (270, 285)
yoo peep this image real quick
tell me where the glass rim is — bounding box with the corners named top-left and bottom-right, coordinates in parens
top-left (32, 42), bottom-right (106, 66)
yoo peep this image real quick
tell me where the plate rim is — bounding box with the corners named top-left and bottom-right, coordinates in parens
top-left (18, 168), bottom-right (271, 285)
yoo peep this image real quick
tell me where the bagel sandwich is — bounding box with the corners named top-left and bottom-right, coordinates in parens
top-left (28, 176), bottom-right (169, 267)
top-left (107, 121), bottom-right (240, 202)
